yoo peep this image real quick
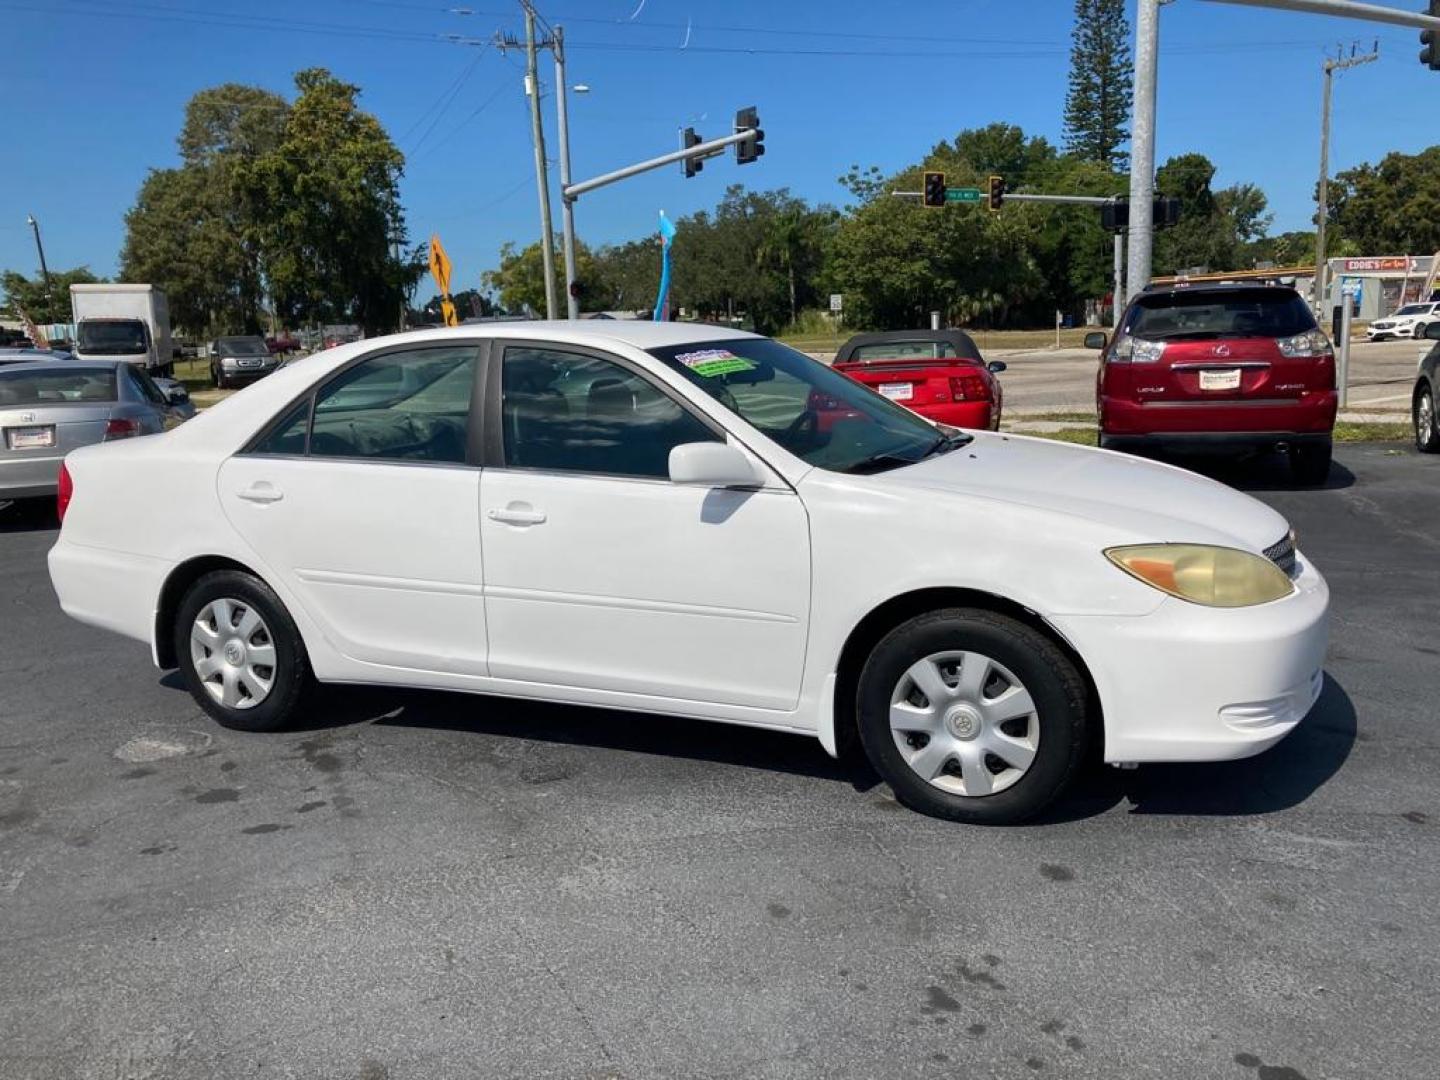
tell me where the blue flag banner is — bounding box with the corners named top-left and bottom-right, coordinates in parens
top-left (653, 210), bottom-right (676, 322)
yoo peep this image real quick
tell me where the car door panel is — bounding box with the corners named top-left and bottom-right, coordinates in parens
top-left (480, 470), bottom-right (808, 709)
top-left (219, 458), bottom-right (487, 675)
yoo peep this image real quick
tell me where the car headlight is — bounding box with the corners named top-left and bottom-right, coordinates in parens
top-left (1104, 544), bottom-right (1295, 607)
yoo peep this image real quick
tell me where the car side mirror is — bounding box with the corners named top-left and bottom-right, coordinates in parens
top-left (669, 442), bottom-right (764, 489)
top-left (1425, 322), bottom-right (1440, 341)
top-left (161, 384), bottom-right (188, 405)
top-left (986, 360), bottom-right (1007, 374)
top-left (1083, 332), bottom-right (1108, 350)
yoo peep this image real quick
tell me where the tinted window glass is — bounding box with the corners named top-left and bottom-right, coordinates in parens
top-left (128, 365), bottom-right (168, 405)
top-left (502, 347), bottom-right (717, 478)
top-left (1127, 288), bottom-right (1316, 340)
top-left (251, 399), bottom-right (312, 456)
top-left (851, 341), bottom-right (958, 361)
top-left (307, 346), bottom-right (475, 463)
top-left (77, 320), bottom-right (147, 355)
top-left (649, 338), bottom-right (949, 474)
top-left (217, 337), bottom-right (270, 356)
top-left (0, 368), bottom-right (116, 405)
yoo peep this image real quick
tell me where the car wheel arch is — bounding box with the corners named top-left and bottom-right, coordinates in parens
top-left (827, 586), bottom-right (1103, 762)
top-left (153, 554), bottom-right (272, 669)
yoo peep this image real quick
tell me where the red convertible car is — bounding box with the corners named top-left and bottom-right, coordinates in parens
top-left (828, 330), bottom-right (1005, 430)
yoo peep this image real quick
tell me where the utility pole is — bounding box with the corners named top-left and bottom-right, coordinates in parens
top-left (25, 214), bottom-right (52, 299)
top-left (1113, 232), bottom-right (1126, 329)
top-left (1126, 0), bottom-right (1161, 302)
top-left (554, 25), bottom-right (580, 319)
top-left (1314, 45), bottom-right (1378, 319)
top-left (522, 2), bottom-right (559, 319)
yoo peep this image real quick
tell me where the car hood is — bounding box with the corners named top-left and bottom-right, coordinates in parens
top-left (887, 432), bottom-right (1291, 552)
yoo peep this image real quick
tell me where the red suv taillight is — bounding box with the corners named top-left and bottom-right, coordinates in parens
top-left (57, 463), bottom-right (73, 522)
top-left (949, 374), bottom-right (993, 402)
top-left (103, 417), bottom-right (139, 441)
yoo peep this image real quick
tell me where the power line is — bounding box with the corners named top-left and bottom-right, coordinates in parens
top-left (412, 76), bottom-right (512, 160)
top-left (407, 51), bottom-right (485, 155)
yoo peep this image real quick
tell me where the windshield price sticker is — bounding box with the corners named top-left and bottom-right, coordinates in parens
top-left (675, 349), bottom-right (756, 378)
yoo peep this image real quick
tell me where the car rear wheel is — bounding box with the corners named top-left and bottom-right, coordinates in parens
top-left (1288, 439), bottom-right (1332, 485)
top-left (1415, 387), bottom-right (1439, 453)
top-left (856, 608), bottom-right (1090, 825)
top-left (174, 570), bottom-right (313, 733)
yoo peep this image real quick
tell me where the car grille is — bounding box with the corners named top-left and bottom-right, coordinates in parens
top-left (1264, 533), bottom-right (1298, 577)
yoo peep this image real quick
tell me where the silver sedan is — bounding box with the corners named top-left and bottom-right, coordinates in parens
top-left (0, 360), bottom-right (188, 503)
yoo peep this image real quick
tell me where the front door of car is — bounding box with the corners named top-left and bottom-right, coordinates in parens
top-left (218, 342), bottom-right (489, 676)
top-left (479, 344), bottom-right (811, 711)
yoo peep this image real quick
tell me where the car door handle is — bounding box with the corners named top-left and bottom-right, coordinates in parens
top-left (238, 482), bottom-right (284, 504)
top-left (488, 505), bottom-right (546, 526)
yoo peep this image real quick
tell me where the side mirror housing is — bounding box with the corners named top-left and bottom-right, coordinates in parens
top-left (986, 360), bottom-right (1007, 374)
top-left (1083, 332), bottom-right (1108, 350)
top-left (669, 442), bottom-right (764, 489)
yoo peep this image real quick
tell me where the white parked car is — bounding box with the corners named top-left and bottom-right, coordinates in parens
top-left (1366, 301), bottom-right (1440, 341)
top-left (47, 323), bottom-right (1329, 824)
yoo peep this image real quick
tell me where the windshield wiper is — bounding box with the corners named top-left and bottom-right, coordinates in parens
top-left (842, 451), bottom-right (923, 475)
top-left (922, 430), bottom-right (974, 458)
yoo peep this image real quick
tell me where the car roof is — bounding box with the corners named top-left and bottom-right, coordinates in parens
top-left (834, 329), bottom-right (983, 362)
top-left (330, 321), bottom-right (761, 351)
top-left (0, 360), bottom-right (119, 375)
top-left (1140, 281), bottom-right (1300, 296)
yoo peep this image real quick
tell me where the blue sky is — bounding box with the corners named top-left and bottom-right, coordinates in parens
top-left (2, 0), bottom-right (1435, 297)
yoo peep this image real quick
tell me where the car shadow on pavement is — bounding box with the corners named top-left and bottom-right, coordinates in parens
top-left (1154, 450), bottom-right (1358, 492)
top-left (297, 684), bottom-right (884, 791)
top-left (0, 499), bottom-right (59, 533)
top-left (1040, 673), bottom-right (1357, 823)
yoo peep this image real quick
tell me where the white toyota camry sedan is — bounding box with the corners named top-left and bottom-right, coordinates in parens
top-left (48, 322), bottom-right (1329, 824)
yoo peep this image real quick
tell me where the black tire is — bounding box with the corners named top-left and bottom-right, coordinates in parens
top-left (174, 570), bottom-right (313, 733)
top-left (855, 608), bottom-right (1090, 825)
top-left (1414, 385), bottom-right (1439, 453)
top-left (1288, 439), bottom-right (1332, 485)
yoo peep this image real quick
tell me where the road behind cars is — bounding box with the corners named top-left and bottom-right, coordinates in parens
top-left (1, 444), bottom-right (1437, 1079)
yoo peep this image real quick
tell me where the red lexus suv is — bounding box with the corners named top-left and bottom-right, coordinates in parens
top-left (1090, 283), bottom-right (1337, 484)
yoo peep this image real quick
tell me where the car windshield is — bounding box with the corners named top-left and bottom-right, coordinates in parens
top-left (649, 337), bottom-right (964, 474)
top-left (1393, 305), bottom-right (1431, 317)
top-left (0, 368), bottom-right (116, 405)
top-left (218, 337), bottom-right (269, 356)
top-left (77, 320), bottom-right (147, 355)
top-left (1126, 289), bottom-right (1317, 341)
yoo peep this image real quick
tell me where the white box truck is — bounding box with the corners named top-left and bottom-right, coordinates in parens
top-left (70, 284), bottom-right (174, 376)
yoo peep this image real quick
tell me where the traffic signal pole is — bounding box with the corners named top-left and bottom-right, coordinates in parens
top-left (553, 26), bottom-right (580, 319)
top-left (564, 129), bottom-right (759, 199)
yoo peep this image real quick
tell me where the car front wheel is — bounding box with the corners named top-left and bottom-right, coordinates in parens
top-left (856, 608), bottom-right (1090, 825)
top-left (1415, 387), bottom-right (1439, 453)
top-left (174, 570), bottom-right (313, 732)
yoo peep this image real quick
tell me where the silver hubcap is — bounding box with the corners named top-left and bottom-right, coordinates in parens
top-left (890, 650), bottom-right (1039, 797)
top-left (1419, 394), bottom-right (1434, 442)
top-left (190, 598), bottom-right (276, 710)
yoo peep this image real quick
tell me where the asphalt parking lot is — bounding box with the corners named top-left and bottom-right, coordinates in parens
top-left (1, 443), bottom-right (1437, 1080)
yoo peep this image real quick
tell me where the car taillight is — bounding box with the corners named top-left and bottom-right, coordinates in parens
top-left (949, 374), bottom-right (992, 402)
top-left (103, 417), bottom-right (139, 440)
top-left (1276, 329), bottom-right (1332, 358)
top-left (57, 463), bottom-right (73, 522)
top-left (1107, 334), bottom-right (1167, 363)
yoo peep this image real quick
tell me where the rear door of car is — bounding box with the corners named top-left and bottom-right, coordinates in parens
top-left (218, 341), bottom-right (489, 676)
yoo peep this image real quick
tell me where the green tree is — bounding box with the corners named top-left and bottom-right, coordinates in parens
top-left (482, 240), bottom-right (602, 314)
top-left (1328, 145), bottom-right (1440, 256)
top-left (1063, 0), bottom-right (1133, 170)
top-left (0, 266), bottom-right (104, 324)
top-left (247, 69), bottom-right (412, 334)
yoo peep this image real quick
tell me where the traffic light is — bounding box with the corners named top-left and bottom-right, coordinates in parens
top-left (1155, 195), bottom-right (1182, 229)
top-left (681, 127), bottom-right (703, 179)
top-left (735, 107), bottom-right (764, 165)
top-left (987, 175), bottom-right (1006, 212)
top-left (1101, 199), bottom-right (1126, 232)
top-left (922, 171), bottom-right (946, 208)
top-left (1422, 2), bottom-right (1440, 70)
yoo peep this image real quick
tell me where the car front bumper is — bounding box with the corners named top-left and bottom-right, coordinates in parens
top-left (1050, 553), bottom-right (1329, 763)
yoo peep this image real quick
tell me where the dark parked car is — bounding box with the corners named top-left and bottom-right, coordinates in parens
top-left (1089, 282), bottom-right (1337, 484)
top-left (210, 336), bottom-right (278, 389)
top-left (830, 330), bottom-right (1006, 431)
top-left (1411, 321), bottom-right (1440, 453)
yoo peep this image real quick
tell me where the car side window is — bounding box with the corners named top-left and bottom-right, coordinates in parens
top-left (248, 346), bottom-right (476, 463)
top-left (130, 366), bottom-right (169, 406)
top-left (501, 347), bottom-right (717, 478)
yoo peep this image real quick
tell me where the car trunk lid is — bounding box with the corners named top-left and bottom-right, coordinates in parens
top-left (833, 358), bottom-right (993, 408)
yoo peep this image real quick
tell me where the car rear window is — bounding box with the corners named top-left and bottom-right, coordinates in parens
top-left (850, 341), bottom-right (962, 362)
top-left (1128, 289), bottom-right (1316, 340)
top-left (0, 369), bottom-right (117, 405)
